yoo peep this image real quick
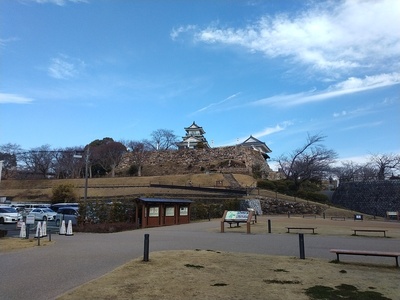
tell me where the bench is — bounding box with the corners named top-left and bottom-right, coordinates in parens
top-left (286, 227), bottom-right (316, 234)
top-left (302, 214), bottom-right (317, 218)
top-left (331, 216), bottom-right (346, 221)
top-left (353, 229), bottom-right (387, 237)
top-left (226, 219), bottom-right (248, 228)
top-left (330, 249), bottom-right (400, 267)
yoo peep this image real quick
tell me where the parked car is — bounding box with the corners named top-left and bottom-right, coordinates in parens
top-left (55, 207), bottom-right (79, 226)
top-left (28, 208), bottom-right (57, 221)
top-left (0, 206), bottom-right (21, 224)
top-left (50, 203), bottom-right (79, 213)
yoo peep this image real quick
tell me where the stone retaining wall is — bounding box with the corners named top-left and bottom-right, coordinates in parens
top-left (331, 180), bottom-right (400, 217)
top-left (118, 146), bottom-right (271, 177)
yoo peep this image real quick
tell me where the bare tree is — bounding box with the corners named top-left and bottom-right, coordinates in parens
top-left (277, 133), bottom-right (337, 190)
top-left (53, 147), bottom-right (85, 179)
top-left (332, 161), bottom-right (360, 182)
top-left (91, 139), bottom-right (127, 177)
top-left (144, 129), bottom-right (178, 151)
top-left (19, 145), bottom-right (55, 178)
top-left (369, 153), bottom-right (400, 180)
top-left (357, 163), bottom-right (377, 181)
top-left (123, 140), bottom-right (150, 176)
top-left (0, 143), bottom-right (21, 179)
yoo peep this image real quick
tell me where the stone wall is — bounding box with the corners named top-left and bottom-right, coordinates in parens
top-left (331, 180), bottom-right (400, 217)
top-left (117, 146), bottom-right (271, 177)
top-left (239, 197), bottom-right (324, 215)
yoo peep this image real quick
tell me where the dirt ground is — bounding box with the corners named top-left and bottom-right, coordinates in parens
top-left (2, 216), bottom-right (400, 299)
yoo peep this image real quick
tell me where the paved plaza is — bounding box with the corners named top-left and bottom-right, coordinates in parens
top-left (1, 217), bottom-right (400, 300)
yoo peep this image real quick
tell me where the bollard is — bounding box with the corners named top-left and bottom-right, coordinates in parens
top-left (323, 213), bottom-right (326, 219)
top-left (48, 230), bottom-right (52, 242)
top-left (143, 234), bottom-right (150, 262)
top-left (268, 219), bottom-right (271, 233)
top-left (287, 211), bottom-right (290, 218)
top-left (299, 233), bottom-right (305, 259)
top-left (37, 233), bottom-right (40, 246)
top-left (26, 224), bottom-right (30, 239)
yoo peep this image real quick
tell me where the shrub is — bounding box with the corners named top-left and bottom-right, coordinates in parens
top-left (257, 180), bottom-right (276, 190)
top-left (127, 165), bottom-right (138, 176)
top-left (296, 191), bottom-right (329, 204)
top-left (51, 184), bottom-right (77, 204)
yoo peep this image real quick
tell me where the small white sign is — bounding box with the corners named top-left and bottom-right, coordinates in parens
top-left (26, 215), bottom-right (35, 225)
top-left (387, 211), bottom-right (398, 216)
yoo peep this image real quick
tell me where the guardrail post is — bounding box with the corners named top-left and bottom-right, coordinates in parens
top-left (143, 234), bottom-right (150, 262)
top-left (299, 233), bottom-right (305, 259)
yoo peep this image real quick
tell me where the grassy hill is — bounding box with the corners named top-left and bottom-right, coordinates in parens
top-left (0, 174), bottom-right (369, 218)
top-left (0, 173), bottom-right (256, 202)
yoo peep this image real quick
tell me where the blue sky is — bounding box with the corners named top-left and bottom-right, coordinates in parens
top-left (1, 0), bottom-right (399, 170)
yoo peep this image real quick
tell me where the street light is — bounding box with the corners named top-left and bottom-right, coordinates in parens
top-left (73, 148), bottom-right (90, 203)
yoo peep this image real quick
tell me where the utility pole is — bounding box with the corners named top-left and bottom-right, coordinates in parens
top-left (73, 148), bottom-right (90, 203)
top-left (84, 148), bottom-right (90, 203)
top-left (0, 160), bottom-right (3, 183)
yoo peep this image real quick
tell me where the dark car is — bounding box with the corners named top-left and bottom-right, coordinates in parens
top-left (55, 207), bottom-right (79, 226)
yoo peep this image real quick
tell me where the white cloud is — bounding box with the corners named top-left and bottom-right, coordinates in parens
top-left (175, 0), bottom-right (400, 73)
top-left (252, 72), bottom-right (400, 107)
top-left (31, 0), bottom-right (87, 6)
top-left (0, 37), bottom-right (19, 48)
top-left (217, 121), bottom-right (291, 148)
top-left (0, 93), bottom-right (33, 104)
top-left (48, 54), bottom-right (85, 79)
top-left (191, 92), bottom-right (240, 115)
top-left (342, 121), bottom-right (383, 131)
top-left (252, 121), bottom-right (292, 139)
top-left (170, 25), bottom-right (197, 41)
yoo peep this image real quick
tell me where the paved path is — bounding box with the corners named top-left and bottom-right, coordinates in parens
top-left (1, 220), bottom-right (400, 300)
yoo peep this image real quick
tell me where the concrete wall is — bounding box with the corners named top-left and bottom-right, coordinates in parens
top-left (331, 180), bottom-right (400, 217)
top-left (118, 146), bottom-right (271, 177)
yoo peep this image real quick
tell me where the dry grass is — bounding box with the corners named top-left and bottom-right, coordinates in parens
top-left (57, 249), bottom-right (400, 300)
top-left (1, 174), bottom-right (232, 201)
top-left (220, 215), bottom-right (400, 238)
top-left (0, 237), bottom-right (53, 252)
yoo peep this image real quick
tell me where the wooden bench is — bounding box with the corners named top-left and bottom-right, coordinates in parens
top-left (353, 229), bottom-right (387, 237)
top-left (330, 249), bottom-right (400, 267)
top-left (331, 216), bottom-right (346, 221)
top-left (302, 214), bottom-right (317, 218)
top-left (286, 227), bottom-right (316, 234)
top-left (226, 220), bottom-right (248, 228)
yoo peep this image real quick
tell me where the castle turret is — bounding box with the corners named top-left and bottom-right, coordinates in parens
top-left (177, 121), bottom-right (210, 149)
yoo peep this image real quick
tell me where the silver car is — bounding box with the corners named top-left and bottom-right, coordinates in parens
top-left (55, 207), bottom-right (79, 226)
top-left (28, 208), bottom-right (57, 221)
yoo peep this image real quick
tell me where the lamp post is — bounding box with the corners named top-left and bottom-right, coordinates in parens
top-left (83, 149), bottom-right (89, 203)
top-left (73, 148), bottom-right (90, 203)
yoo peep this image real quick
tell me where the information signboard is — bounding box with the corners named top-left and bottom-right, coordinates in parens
top-left (225, 211), bottom-right (249, 221)
top-left (26, 215), bottom-right (35, 225)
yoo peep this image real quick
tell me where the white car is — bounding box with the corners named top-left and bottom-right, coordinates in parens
top-left (0, 206), bottom-right (21, 224)
top-left (28, 208), bottom-right (57, 221)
